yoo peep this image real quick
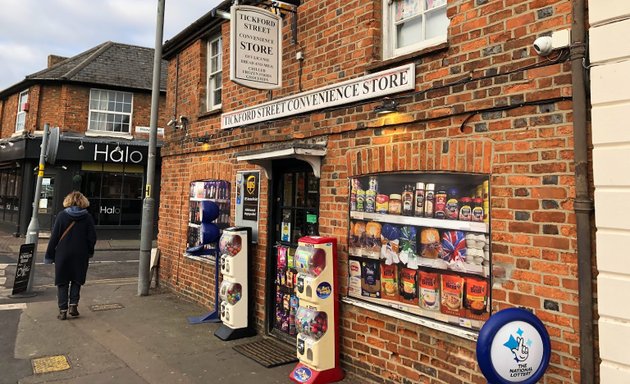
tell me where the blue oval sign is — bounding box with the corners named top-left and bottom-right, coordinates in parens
top-left (316, 282), bottom-right (332, 299)
top-left (292, 366), bottom-right (312, 383)
top-left (476, 308), bottom-right (551, 384)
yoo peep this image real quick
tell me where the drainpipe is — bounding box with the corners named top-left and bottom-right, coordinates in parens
top-left (570, 1), bottom-right (594, 383)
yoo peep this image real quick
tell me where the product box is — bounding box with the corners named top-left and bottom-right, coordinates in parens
top-left (419, 270), bottom-right (440, 311)
top-left (348, 259), bottom-right (362, 297)
top-left (361, 260), bottom-right (381, 298)
top-left (380, 263), bottom-right (399, 301)
top-left (464, 277), bottom-right (489, 321)
top-left (399, 267), bottom-right (418, 305)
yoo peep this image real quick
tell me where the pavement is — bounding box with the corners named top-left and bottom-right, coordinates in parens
top-left (0, 230), bottom-right (352, 384)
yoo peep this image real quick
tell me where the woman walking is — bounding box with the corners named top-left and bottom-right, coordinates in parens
top-left (44, 191), bottom-right (97, 320)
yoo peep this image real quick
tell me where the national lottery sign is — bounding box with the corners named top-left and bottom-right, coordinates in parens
top-left (221, 63), bottom-right (415, 129)
top-left (476, 308), bottom-right (551, 384)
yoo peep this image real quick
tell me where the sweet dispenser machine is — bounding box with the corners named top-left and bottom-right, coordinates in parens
top-left (289, 236), bottom-right (344, 384)
top-left (214, 227), bottom-right (255, 340)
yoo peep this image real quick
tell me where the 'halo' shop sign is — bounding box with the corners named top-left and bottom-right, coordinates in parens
top-left (230, 5), bottom-right (282, 90)
top-left (476, 308), bottom-right (551, 384)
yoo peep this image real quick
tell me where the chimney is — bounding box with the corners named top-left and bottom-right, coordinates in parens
top-left (47, 55), bottom-right (68, 68)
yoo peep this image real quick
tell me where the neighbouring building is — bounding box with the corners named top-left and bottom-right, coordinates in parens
top-left (0, 42), bottom-right (166, 237)
top-left (158, 1), bottom-right (598, 383)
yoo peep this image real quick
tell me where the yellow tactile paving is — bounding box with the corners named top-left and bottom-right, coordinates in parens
top-left (31, 355), bottom-right (70, 374)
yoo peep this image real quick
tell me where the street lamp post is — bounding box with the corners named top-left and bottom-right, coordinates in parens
top-left (138, 0), bottom-right (165, 296)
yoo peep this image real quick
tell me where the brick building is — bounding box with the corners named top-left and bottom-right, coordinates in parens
top-left (0, 42), bottom-right (166, 236)
top-left (158, 1), bottom-right (595, 383)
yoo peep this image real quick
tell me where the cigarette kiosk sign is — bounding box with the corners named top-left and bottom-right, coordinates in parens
top-left (476, 308), bottom-right (551, 384)
top-left (230, 5), bottom-right (282, 90)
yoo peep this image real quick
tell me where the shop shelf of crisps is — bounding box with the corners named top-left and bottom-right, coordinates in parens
top-left (350, 211), bottom-right (488, 234)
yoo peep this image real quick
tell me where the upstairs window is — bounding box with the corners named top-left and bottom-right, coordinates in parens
top-left (88, 89), bottom-right (133, 133)
top-left (207, 34), bottom-right (223, 111)
top-left (15, 90), bottom-right (29, 132)
top-left (383, 0), bottom-right (450, 59)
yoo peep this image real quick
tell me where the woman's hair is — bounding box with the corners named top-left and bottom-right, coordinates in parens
top-left (63, 191), bottom-right (90, 208)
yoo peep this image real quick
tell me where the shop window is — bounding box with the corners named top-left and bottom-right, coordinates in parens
top-left (347, 172), bottom-right (490, 331)
top-left (206, 34), bottom-right (223, 111)
top-left (0, 169), bottom-right (21, 224)
top-left (382, 0), bottom-right (449, 59)
top-left (80, 163), bottom-right (144, 226)
top-left (88, 89), bottom-right (133, 133)
top-left (15, 90), bottom-right (28, 132)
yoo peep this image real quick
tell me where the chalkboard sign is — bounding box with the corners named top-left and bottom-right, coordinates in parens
top-left (12, 243), bottom-right (36, 295)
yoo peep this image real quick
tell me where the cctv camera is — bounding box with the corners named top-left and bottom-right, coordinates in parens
top-left (167, 118), bottom-right (177, 127)
top-left (179, 115), bottom-right (189, 124)
top-left (533, 36), bottom-right (553, 56)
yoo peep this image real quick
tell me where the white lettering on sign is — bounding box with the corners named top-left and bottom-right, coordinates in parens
top-left (100, 206), bottom-right (121, 215)
top-left (230, 5), bottom-right (282, 90)
top-left (221, 63), bottom-right (415, 129)
top-left (93, 144), bottom-right (144, 164)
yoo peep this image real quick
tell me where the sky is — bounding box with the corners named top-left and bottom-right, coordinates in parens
top-left (0, 0), bottom-right (223, 90)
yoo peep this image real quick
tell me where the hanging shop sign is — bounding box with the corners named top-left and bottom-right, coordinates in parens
top-left (476, 308), bottom-right (551, 384)
top-left (230, 5), bottom-right (282, 90)
top-left (235, 171), bottom-right (260, 242)
top-left (222, 63), bottom-right (415, 129)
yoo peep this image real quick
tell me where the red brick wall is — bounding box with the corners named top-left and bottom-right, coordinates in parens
top-left (0, 83), bottom-right (165, 136)
top-left (158, 1), bottom-right (584, 383)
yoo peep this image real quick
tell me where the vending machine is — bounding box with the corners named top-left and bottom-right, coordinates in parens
top-left (290, 237), bottom-right (344, 384)
top-left (214, 227), bottom-right (256, 340)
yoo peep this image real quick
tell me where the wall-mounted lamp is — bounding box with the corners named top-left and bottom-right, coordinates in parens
top-left (195, 134), bottom-right (213, 145)
top-left (78, 140), bottom-right (85, 151)
top-left (374, 98), bottom-right (399, 115)
top-left (61, 165), bottom-right (68, 170)
top-left (7, 141), bottom-right (13, 147)
top-left (114, 142), bottom-right (122, 153)
top-left (0, 143), bottom-right (5, 149)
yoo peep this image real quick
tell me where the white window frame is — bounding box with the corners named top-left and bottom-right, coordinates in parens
top-left (206, 34), bottom-right (223, 112)
top-left (15, 90), bottom-right (28, 132)
top-left (88, 88), bottom-right (133, 134)
top-left (382, 0), bottom-right (449, 60)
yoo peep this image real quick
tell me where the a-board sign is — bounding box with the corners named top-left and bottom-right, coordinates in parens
top-left (12, 243), bottom-right (36, 295)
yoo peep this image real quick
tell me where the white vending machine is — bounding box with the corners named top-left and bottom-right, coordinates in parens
top-left (214, 227), bottom-right (255, 340)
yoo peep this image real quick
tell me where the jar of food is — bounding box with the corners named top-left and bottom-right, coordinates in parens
top-left (375, 194), bottom-right (389, 214)
top-left (356, 189), bottom-right (365, 212)
top-left (459, 197), bottom-right (472, 221)
top-left (445, 188), bottom-right (460, 220)
top-left (402, 185), bottom-right (414, 216)
top-left (424, 183), bottom-right (435, 218)
top-left (414, 182), bottom-right (425, 217)
top-left (388, 194), bottom-right (402, 215)
top-left (471, 197), bottom-right (484, 222)
top-left (434, 188), bottom-right (448, 219)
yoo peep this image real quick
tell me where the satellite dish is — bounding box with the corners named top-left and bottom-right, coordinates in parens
top-left (46, 126), bottom-right (60, 165)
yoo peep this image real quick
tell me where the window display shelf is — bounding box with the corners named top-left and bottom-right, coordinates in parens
top-left (341, 296), bottom-right (479, 341)
top-left (348, 254), bottom-right (489, 278)
top-left (350, 211), bottom-right (488, 234)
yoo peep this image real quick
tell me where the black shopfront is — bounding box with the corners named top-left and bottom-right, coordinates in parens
top-left (0, 134), bottom-right (160, 237)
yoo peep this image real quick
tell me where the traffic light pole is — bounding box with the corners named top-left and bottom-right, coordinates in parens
top-left (138, 0), bottom-right (165, 296)
top-left (24, 123), bottom-right (50, 294)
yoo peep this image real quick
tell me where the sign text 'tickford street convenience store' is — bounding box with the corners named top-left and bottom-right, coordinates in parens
top-left (221, 63), bottom-right (415, 130)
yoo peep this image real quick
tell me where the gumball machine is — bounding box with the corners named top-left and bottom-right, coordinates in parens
top-left (214, 227), bottom-right (255, 340)
top-left (290, 237), bottom-right (344, 384)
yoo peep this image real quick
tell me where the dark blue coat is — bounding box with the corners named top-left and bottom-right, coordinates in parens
top-left (44, 206), bottom-right (97, 285)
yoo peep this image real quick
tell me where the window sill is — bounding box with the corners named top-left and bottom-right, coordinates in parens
top-left (366, 42), bottom-right (449, 73)
top-left (85, 130), bottom-right (133, 140)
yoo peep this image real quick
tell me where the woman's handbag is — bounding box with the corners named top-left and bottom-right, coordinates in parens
top-left (59, 221), bottom-right (76, 242)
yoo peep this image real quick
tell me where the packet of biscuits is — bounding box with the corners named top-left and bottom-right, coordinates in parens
top-left (440, 274), bottom-right (465, 316)
top-left (380, 263), bottom-right (399, 301)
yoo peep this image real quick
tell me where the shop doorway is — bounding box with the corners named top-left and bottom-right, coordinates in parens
top-left (267, 159), bottom-right (320, 344)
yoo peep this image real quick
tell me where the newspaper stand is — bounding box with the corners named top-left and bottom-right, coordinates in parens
top-left (290, 236), bottom-right (344, 384)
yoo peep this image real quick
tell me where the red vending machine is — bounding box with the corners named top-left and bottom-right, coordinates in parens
top-left (290, 236), bottom-right (344, 384)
